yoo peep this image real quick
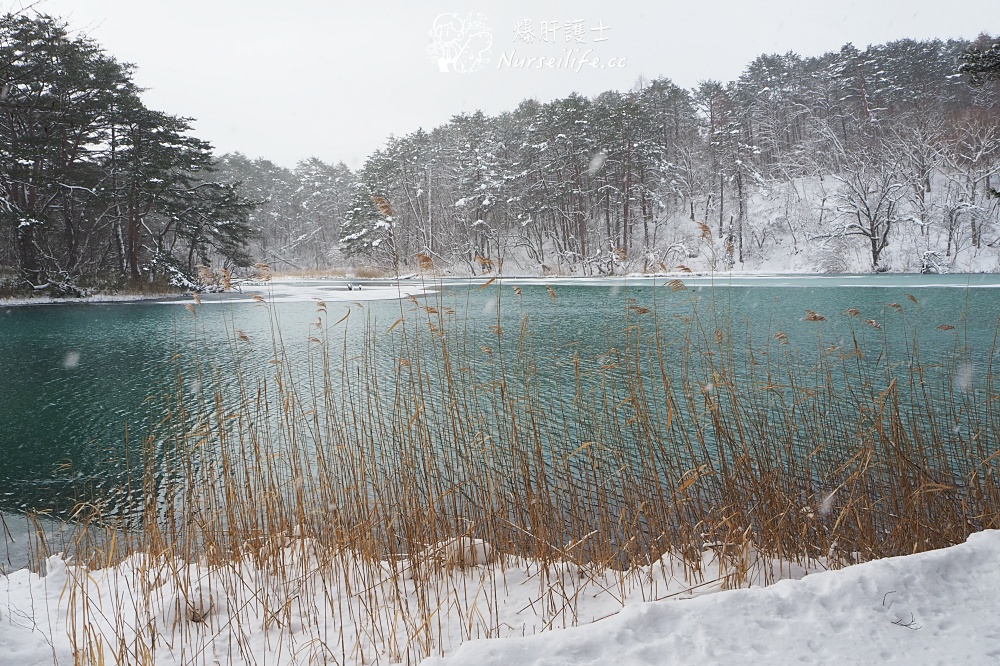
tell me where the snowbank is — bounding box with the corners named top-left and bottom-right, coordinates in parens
top-left (0, 292), bottom-right (175, 308)
top-left (425, 531), bottom-right (1000, 666)
top-left (2, 532), bottom-right (999, 665)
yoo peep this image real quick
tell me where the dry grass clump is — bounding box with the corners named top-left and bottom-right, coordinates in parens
top-left (61, 279), bottom-right (1000, 664)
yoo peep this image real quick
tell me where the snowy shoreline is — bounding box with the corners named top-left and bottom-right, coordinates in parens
top-left (0, 292), bottom-right (184, 308)
top-left (425, 531), bottom-right (1000, 666)
top-left (5, 269), bottom-right (1000, 309)
top-left (2, 532), bottom-right (998, 665)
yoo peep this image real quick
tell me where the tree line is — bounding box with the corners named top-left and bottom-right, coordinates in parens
top-left (3, 11), bottom-right (1000, 292)
top-left (0, 12), bottom-right (254, 295)
top-left (335, 35), bottom-right (1000, 274)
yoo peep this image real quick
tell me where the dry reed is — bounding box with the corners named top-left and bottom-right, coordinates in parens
top-left (57, 277), bottom-right (1000, 664)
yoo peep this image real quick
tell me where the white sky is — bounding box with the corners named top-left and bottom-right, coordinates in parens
top-left (19, 0), bottom-right (1000, 168)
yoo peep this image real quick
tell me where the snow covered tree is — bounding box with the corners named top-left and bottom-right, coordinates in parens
top-left (960, 38), bottom-right (1000, 85)
top-left (0, 12), bottom-right (130, 287)
top-left (215, 154), bottom-right (302, 269)
top-left (0, 12), bottom-right (255, 291)
top-left (938, 109), bottom-right (1000, 252)
top-left (294, 158), bottom-right (355, 268)
top-left (341, 145), bottom-right (407, 269)
top-left (832, 145), bottom-right (909, 270)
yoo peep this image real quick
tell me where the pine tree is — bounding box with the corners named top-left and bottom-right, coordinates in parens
top-left (960, 39), bottom-right (1000, 85)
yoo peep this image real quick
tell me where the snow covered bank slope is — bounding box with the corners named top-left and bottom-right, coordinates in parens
top-left (423, 531), bottom-right (1000, 666)
top-left (3, 532), bottom-right (998, 665)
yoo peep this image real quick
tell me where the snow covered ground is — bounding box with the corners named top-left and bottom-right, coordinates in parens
top-left (2, 532), bottom-right (999, 665)
top-left (0, 292), bottom-right (174, 307)
top-left (0, 279), bottom-right (432, 308)
top-left (427, 531), bottom-right (1000, 665)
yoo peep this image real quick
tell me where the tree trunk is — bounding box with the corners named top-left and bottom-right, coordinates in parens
top-left (718, 174), bottom-right (725, 236)
top-left (126, 207), bottom-right (142, 282)
top-left (17, 224), bottom-right (43, 285)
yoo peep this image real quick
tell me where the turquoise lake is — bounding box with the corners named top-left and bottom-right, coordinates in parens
top-left (2, 274), bottom-right (1000, 521)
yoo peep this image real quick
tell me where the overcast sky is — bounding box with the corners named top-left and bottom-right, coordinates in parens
top-left (21, 0), bottom-right (1000, 168)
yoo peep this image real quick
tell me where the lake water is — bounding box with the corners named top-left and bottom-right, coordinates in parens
top-left (3, 273), bottom-right (1000, 523)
